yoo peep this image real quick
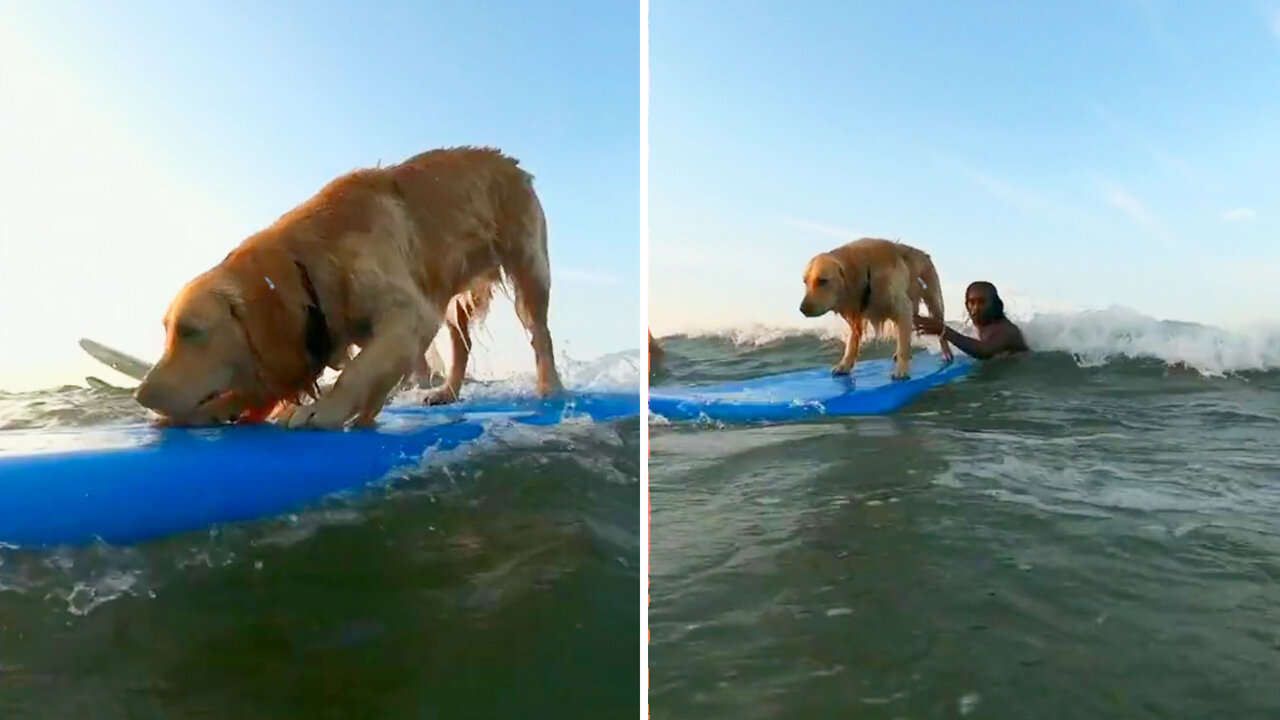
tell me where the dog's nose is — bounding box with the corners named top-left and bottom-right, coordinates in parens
top-left (799, 302), bottom-right (812, 316)
top-left (133, 378), bottom-right (167, 411)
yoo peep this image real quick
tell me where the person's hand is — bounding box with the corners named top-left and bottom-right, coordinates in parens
top-left (913, 313), bottom-right (945, 336)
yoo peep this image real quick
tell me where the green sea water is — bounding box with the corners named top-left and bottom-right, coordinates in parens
top-left (650, 329), bottom-right (1280, 719)
top-left (0, 379), bottom-right (641, 719)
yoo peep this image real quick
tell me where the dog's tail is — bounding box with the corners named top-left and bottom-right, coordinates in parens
top-left (893, 242), bottom-right (932, 271)
top-left (410, 275), bottom-right (500, 388)
top-left (450, 273), bottom-right (499, 330)
top-left (894, 243), bottom-right (944, 297)
top-left (419, 342), bottom-right (446, 382)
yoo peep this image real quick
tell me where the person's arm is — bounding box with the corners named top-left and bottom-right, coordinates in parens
top-left (941, 323), bottom-right (1021, 360)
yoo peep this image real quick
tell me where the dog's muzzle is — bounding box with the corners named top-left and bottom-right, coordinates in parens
top-left (799, 301), bottom-right (818, 317)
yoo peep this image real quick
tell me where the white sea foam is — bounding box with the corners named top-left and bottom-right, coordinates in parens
top-left (659, 307), bottom-right (1280, 377)
top-left (1018, 307), bottom-right (1280, 376)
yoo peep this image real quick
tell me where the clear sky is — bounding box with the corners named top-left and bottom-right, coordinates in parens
top-left (0, 0), bottom-right (639, 392)
top-left (650, 0), bottom-right (1280, 336)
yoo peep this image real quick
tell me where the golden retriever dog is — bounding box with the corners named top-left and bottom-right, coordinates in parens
top-left (133, 146), bottom-right (563, 429)
top-left (799, 237), bottom-right (952, 380)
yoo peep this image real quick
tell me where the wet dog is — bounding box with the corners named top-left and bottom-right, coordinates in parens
top-left (799, 237), bottom-right (952, 379)
top-left (134, 146), bottom-right (563, 429)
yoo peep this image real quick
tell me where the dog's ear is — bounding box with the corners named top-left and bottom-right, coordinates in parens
top-left (830, 255), bottom-right (850, 283)
top-left (220, 253), bottom-right (318, 402)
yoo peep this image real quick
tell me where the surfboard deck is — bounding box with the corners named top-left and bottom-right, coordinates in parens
top-left (648, 352), bottom-right (974, 423)
top-left (0, 340), bottom-right (639, 548)
top-left (0, 391), bottom-right (638, 548)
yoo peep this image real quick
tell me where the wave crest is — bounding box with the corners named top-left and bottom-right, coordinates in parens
top-left (660, 308), bottom-right (1280, 376)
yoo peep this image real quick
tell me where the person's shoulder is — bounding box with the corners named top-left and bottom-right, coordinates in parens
top-left (1001, 319), bottom-right (1031, 351)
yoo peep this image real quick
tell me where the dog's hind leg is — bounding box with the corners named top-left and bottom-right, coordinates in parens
top-left (505, 197), bottom-right (563, 398)
top-left (918, 262), bottom-right (953, 363)
top-left (511, 271), bottom-right (562, 398)
top-left (423, 283), bottom-right (493, 405)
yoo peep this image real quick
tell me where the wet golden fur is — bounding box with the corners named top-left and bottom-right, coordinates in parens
top-left (799, 237), bottom-right (952, 379)
top-left (134, 146), bottom-right (562, 429)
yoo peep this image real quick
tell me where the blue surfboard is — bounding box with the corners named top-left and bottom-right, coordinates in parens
top-left (648, 352), bottom-right (973, 423)
top-left (0, 390), bottom-right (639, 549)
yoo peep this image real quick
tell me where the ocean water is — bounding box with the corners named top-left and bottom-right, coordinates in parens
top-left (648, 310), bottom-right (1280, 720)
top-left (0, 352), bottom-right (641, 719)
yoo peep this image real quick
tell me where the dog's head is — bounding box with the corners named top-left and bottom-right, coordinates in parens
top-left (134, 249), bottom-right (323, 425)
top-left (799, 253), bottom-right (848, 317)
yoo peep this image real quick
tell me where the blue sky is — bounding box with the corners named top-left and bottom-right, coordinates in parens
top-left (0, 0), bottom-right (638, 391)
top-left (650, 0), bottom-right (1280, 335)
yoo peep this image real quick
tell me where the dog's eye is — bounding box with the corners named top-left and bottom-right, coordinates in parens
top-left (176, 323), bottom-right (204, 342)
top-left (816, 278), bottom-right (829, 287)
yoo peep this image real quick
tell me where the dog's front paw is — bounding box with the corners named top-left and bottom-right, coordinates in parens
top-left (831, 362), bottom-right (854, 376)
top-left (941, 349), bottom-right (954, 364)
top-left (279, 397), bottom-right (350, 430)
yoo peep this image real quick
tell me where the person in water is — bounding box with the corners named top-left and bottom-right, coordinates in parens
top-left (913, 281), bottom-right (1029, 360)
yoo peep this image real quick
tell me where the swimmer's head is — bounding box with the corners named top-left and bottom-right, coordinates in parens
top-left (965, 281), bottom-right (1005, 325)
